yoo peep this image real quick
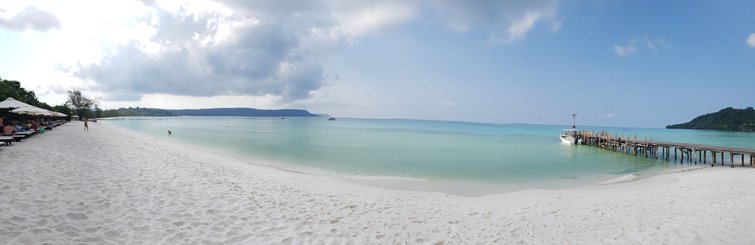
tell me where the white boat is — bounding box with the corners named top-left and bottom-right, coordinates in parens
top-left (560, 129), bottom-right (578, 144)
top-left (560, 113), bottom-right (579, 144)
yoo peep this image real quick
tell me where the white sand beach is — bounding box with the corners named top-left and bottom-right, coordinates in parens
top-left (1, 122), bottom-right (755, 244)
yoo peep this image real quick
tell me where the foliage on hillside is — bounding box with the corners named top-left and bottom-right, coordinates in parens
top-left (1, 76), bottom-right (72, 119)
top-left (100, 107), bottom-right (176, 118)
top-left (667, 107), bottom-right (755, 131)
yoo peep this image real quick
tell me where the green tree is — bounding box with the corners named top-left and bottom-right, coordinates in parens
top-left (1, 76), bottom-right (72, 120)
top-left (667, 107), bottom-right (755, 131)
top-left (95, 105), bottom-right (102, 118)
top-left (0, 78), bottom-right (52, 112)
top-left (52, 105), bottom-right (73, 120)
top-left (65, 90), bottom-right (95, 120)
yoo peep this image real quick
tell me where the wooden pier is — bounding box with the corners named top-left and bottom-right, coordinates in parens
top-left (571, 131), bottom-right (755, 168)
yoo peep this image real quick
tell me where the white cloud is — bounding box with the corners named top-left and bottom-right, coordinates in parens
top-left (645, 37), bottom-right (671, 52)
top-left (506, 11), bottom-right (542, 42)
top-left (614, 35), bottom-right (671, 58)
top-left (432, 0), bottom-right (561, 44)
top-left (0, 6), bottom-right (61, 31)
top-left (441, 101), bottom-right (456, 107)
top-left (328, 0), bottom-right (417, 42)
top-left (747, 33), bottom-right (755, 48)
top-left (3, 0), bottom-right (566, 107)
top-left (74, 1), bottom-right (332, 102)
top-left (614, 44), bottom-right (637, 58)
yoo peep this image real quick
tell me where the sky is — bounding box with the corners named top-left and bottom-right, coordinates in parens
top-left (0, 0), bottom-right (754, 128)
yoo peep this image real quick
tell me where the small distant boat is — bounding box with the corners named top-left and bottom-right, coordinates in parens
top-left (328, 117), bottom-right (336, 121)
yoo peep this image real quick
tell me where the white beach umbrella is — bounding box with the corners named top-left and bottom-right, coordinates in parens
top-left (49, 111), bottom-right (65, 117)
top-left (11, 106), bottom-right (50, 116)
top-left (0, 97), bottom-right (35, 109)
top-left (43, 110), bottom-right (59, 117)
top-left (41, 110), bottom-right (56, 117)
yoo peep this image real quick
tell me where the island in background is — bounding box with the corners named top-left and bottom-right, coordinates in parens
top-left (99, 107), bottom-right (320, 118)
top-left (666, 107), bottom-right (755, 131)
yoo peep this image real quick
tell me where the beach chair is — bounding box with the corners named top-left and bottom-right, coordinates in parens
top-left (0, 136), bottom-right (13, 146)
top-left (11, 135), bottom-right (24, 142)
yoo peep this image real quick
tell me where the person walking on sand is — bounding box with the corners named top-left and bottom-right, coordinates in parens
top-left (84, 118), bottom-right (89, 132)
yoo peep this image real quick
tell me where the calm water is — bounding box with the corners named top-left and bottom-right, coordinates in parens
top-left (103, 117), bottom-right (755, 192)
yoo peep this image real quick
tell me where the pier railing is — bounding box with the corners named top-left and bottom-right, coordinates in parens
top-left (571, 131), bottom-right (755, 168)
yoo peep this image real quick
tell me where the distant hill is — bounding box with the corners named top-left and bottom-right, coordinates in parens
top-left (101, 107), bottom-right (176, 117)
top-left (666, 107), bottom-right (755, 131)
top-left (170, 108), bottom-right (320, 117)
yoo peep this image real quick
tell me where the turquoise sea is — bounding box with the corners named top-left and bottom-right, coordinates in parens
top-left (103, 117), bottom-right (755, 194)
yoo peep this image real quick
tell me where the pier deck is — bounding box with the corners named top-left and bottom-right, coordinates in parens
top-left (572, 131), bottom-right (755, 168)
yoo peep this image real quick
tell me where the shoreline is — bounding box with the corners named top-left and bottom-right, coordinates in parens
top-left (2, 121), bottom-right (754, 243)
top-left (100, 120), bottom-right (687, 197)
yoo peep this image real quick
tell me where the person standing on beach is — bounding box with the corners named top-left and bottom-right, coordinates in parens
top-left (84, 118), bottom-right (89, 132)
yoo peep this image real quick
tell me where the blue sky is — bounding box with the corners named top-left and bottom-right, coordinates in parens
top-left (0, 0), bottom-right (754, 127)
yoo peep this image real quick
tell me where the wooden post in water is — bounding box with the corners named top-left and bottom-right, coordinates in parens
top-left (674, 147), bottom-right (676, 162)
top-left (650, 145), bottom-right (654, 158)
top-left (730, 153), bottom-right (735, 168)
top-left (697, 150), bottom-right (701, 164)
top-left (712, 151), bottom-right (716, 166)
top-left (656, 146), bottom-right (659, 159)
top-left (722, 153), bottom-right (725, 167)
